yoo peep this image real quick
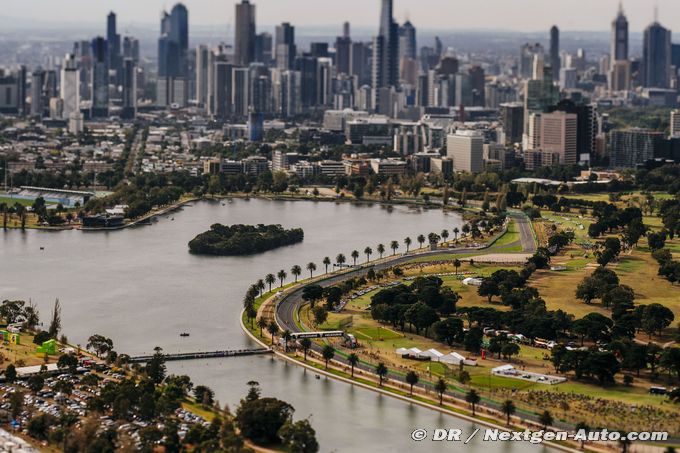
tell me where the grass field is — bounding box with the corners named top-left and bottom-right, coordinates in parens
top-left (0, 196), bottom-right (35, 207)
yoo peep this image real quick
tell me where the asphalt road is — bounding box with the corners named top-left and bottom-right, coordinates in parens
top-left (271, 211), bottom-right (561, 427)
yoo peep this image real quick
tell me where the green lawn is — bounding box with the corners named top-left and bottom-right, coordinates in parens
top-left (0, 196), bottom-right (36, 207)
top-left (492, 220), bottom-right (520, 247)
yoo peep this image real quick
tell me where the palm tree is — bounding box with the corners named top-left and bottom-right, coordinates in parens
top-left (462, 223), bottom-right (471, 236)
top-left (376, 362), bottom-right (388, 386)
top-left (265, 274), bottom-right (276, 292)
top-left (417, 234), bottom-right (426, 249)
top-left (323, 257), bottom-right (331, 274)
top-left (281, 330), bottom-right (292, 351)
top-left (256, 318), bottom-right (267, 337)
top-left (454, 259), bottom-right (461, 275)
top-left (322, 345), bottom-right (335, 370)
top-left (466, 389), bottom-right (480, 416)
top-left (336, 253), bottom-right (346, 267)
top-left (501, 399), bottom-right (515, 426)
top-left (348, 353), bottom-right (359, 378)
top-left (539, 410), bottom-right (553, 430)
top-left (267, 321), bottom-right (280, 343)
top-left (300, 338), bottom-right (312, 361)
top-left (428, 232), bottom-right (441, 247)
top-left (574, 422), bottom-right (590, 449)
top-left (364, 247), bottom-right (373, 263)
top-left (390, 240), bottom-right (399, 255)
top-left (441, 229), bottom-right (449, 243)
top-left (351, 250), bottom-right (360, 265)
top-left (453, 227), bottom-right (460, 242)
top-left (405, 371), bottom-right (419, 395)
top-left (256, 279), bottom-right (265, 296)
top-left (306, 262), bottom-right (317, 279)
top-left (291, 265), bottom-right (302, 283)
top-left (404, 237), bottom-right (412, 253)
top-left (377, 244), bottom-right (385, 259)
top-left (277, 269), bottom-right (287, 287)
top-left (434, 378), bottom-right (447, 405)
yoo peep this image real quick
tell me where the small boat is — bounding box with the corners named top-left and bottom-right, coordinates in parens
top-left (39, 247), bottom-right (45, 251)
top-left (221, 203), bottom-right (225, 206)
top-left (171, 218), bottom-right (175, 221)
top-left (180, 332), bottom-right (190, 337)
top-left (315, 374), bottom-right (320, 379)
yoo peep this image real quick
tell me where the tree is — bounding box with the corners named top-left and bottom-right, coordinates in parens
top-left (641, 303), bottom-right (675, 338)
top-left (277, 269), bottom-right (288, 287)
top-left (322, 345), bottom-right (335, 370)
top-left (453, 227), bottom-right (460, 242)
top-left (435, 378), bottom-right (447, 405)
top-left (267, 321), bottom-right (280, 343)
top-left (377, 244), bottom-right (385, 259)
top-left (539, 410), bottom-right (554, 430)
top-left (478, 279), bottom-right (500, 303)
top-left (87, 334), bottom-right (114, 358)
top-left (648, 231), bottom-right (667, 251)
top-left (281, 330), bottom-right (292, 352)
top-left (405, 370), bottom-right (419, 395)
top-left (5, 364), bottom-right (16, 383)
top-left (48, 298), bottom-right (61, 338)
top-left (466, 390), bottom-right (480, 416)
top-left (348, 353), bottom-right (359, 378)
top-left (454, 259), bottom-right (461, 275)
top-left (194, 385), bottom-right (215, 407)
top-left (432, 318), bottom-right (464, 346)
top-left (361, 247), bottom-right (372, 264)
top-left (501, 399), bottom-right (515, 426)
top-left (265, 273), bottom-right (276, 292)
top-left (256, 279), bottom-right (266, 296)
top-left (57, 353), bottom-right (79, 373)
top-left (417, 234), bottom-right (426, 249)
top-left (146, 347), bottom-right (167, 384)
top-left (574, 422), bottom-right (591, 449)
top-left (390, 240), bottom-right (399, 255)
top-left (257, 318), bottom-right (268, 337)
top-left (351, 250), bottom-right (360, 265)
top-left (278, 419), bottom-right (319, 453)
top-left (291, 265), bottom-right (302, 283)
top-left (322, 257), bottom-right (331, 274)
top-left (404, 237), bottom-right (412, 252)
top-left (376, 362), bottom-right (388, 386)
top-left (302, 285), bottom-right (324, 308)
top-left (501, 343), bottom-right (520, 361)
top-left (312, 306), bottom-right (328, 326)
top-left (28, 374), bottom-right (45, 393)
top-left (336, 254), bottom-right (346, 267)
top-left (235, 396), bottom-right (294, 445)
top-left (441, 229), bottom-right (450, 243)
top-left (306, 262), bottom-right (317, 279)
top-left (300, 338), bottom-right (312, 361)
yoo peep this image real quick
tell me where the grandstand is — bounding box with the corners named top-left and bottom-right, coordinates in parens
top-left (14, 186), bottom-right (94, 207)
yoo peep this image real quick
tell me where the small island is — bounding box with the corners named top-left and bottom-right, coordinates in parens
top-left (189, 223), bottom-right (304, 256)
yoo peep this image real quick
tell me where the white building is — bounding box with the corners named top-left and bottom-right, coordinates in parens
top-left (446, 130), bottom-right (484, 173)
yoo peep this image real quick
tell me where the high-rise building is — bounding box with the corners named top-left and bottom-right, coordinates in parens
top-left (609, 60), bottom-right (631, 92)
top-left (611, 3), bottom-right (629, 66)
top-left (539, 110), bottom-right (578, 165)
top-left (500, 102), bottom-right (524, 145)
top-left (399, 21), bottom-right (416, 60)
top-left (211, 61), bottom-right (233, 118)
top-left (235, 0), bottom-right (256, 67)
top-left (275, 22), bottom-right (296, 70)
top-left (107, 12), bottom-right (122, 85)
top-left (446, 130), bottom-right (484, 173)
top-left (671, 110), bottom-right (680, 137)
top-left (520, 43), bottom-right (543, 79)
top-left (158, 3), bottom-right (189, 107)
top-left (60, 54), bottom-right (80, 120)
top-left (610, 128), bottom-right (663, 168)
top-left (549, 26), bottom-right (560, 81)
top-left (195, 45), bottom-right (209, 109)
top-left (254, 32), bottom-right (272, 64)
top-left (350, 42), bottom-right (370, 85)
top-left (232, 67), bottom-right (250, 118)
top-left (642, 20), bottom-right (671, 88)
top-left (121, 58), bottom-right (137, 119)
top-left (296, 54), bottom-right (318, 108)
top-left (91, 37), bottom-right (109, 117)
top-left (372, 0), bottom-right (399, 111)
top-left (335, 24), bottom-right (352, 75)
top-left (468, 66), bottom-right (485, 107)
top-left (0, 69), bottom-right (24, 115)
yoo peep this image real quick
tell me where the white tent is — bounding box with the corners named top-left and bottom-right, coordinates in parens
top-left (440, 352), bottom-right (478, 366)
top-left (420, 349), bottom-right (444, 361)
top-left (395, 348), bottom-right (409, 356)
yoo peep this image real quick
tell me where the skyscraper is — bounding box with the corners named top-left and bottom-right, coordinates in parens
top-left (275, 23), bottom-right (296, 70)
top-left (121, 58), bottom-right (137, 119)
top-left (60, 54), bottom-right (80, 120)
top-left (399, 21), bottom-right (416, 60)
top-left (30, 68), bottom-right (45, 117)
top-left (91, 37), bottom-right (109, 118)
top-left (107, 12), bottom-right (121, 85)
top-left (158, 3), bottom-right (189, 107)
top-left (195, 45), bottom-right (209, 109)
top-left (549, 26), bottom-right (560, 82)
top-left (642, 20), bottom-right (671, 88)
top-left (335, 23), bottom-right (352, 75)
top-left (611, 3), bottom-right (629, 66)
top-left (372, 0), bottom-right (399, 111)
top-left (235, 0), bottom-right (256, 67)
top-left (446, 130), bottom-right (484, 173)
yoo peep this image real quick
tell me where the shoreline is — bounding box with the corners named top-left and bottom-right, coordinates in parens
top-left (239, 307), bottom-right (584, 453)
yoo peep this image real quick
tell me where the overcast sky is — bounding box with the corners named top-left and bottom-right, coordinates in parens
top-left (0, 0), bottom-right (675, 33)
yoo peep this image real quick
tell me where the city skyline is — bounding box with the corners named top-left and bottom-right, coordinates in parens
top-left (1, 0), bottom-right (678, 33)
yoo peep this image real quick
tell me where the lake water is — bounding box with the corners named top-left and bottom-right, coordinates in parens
top-left (0, 198), bottom-right (551, 453)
